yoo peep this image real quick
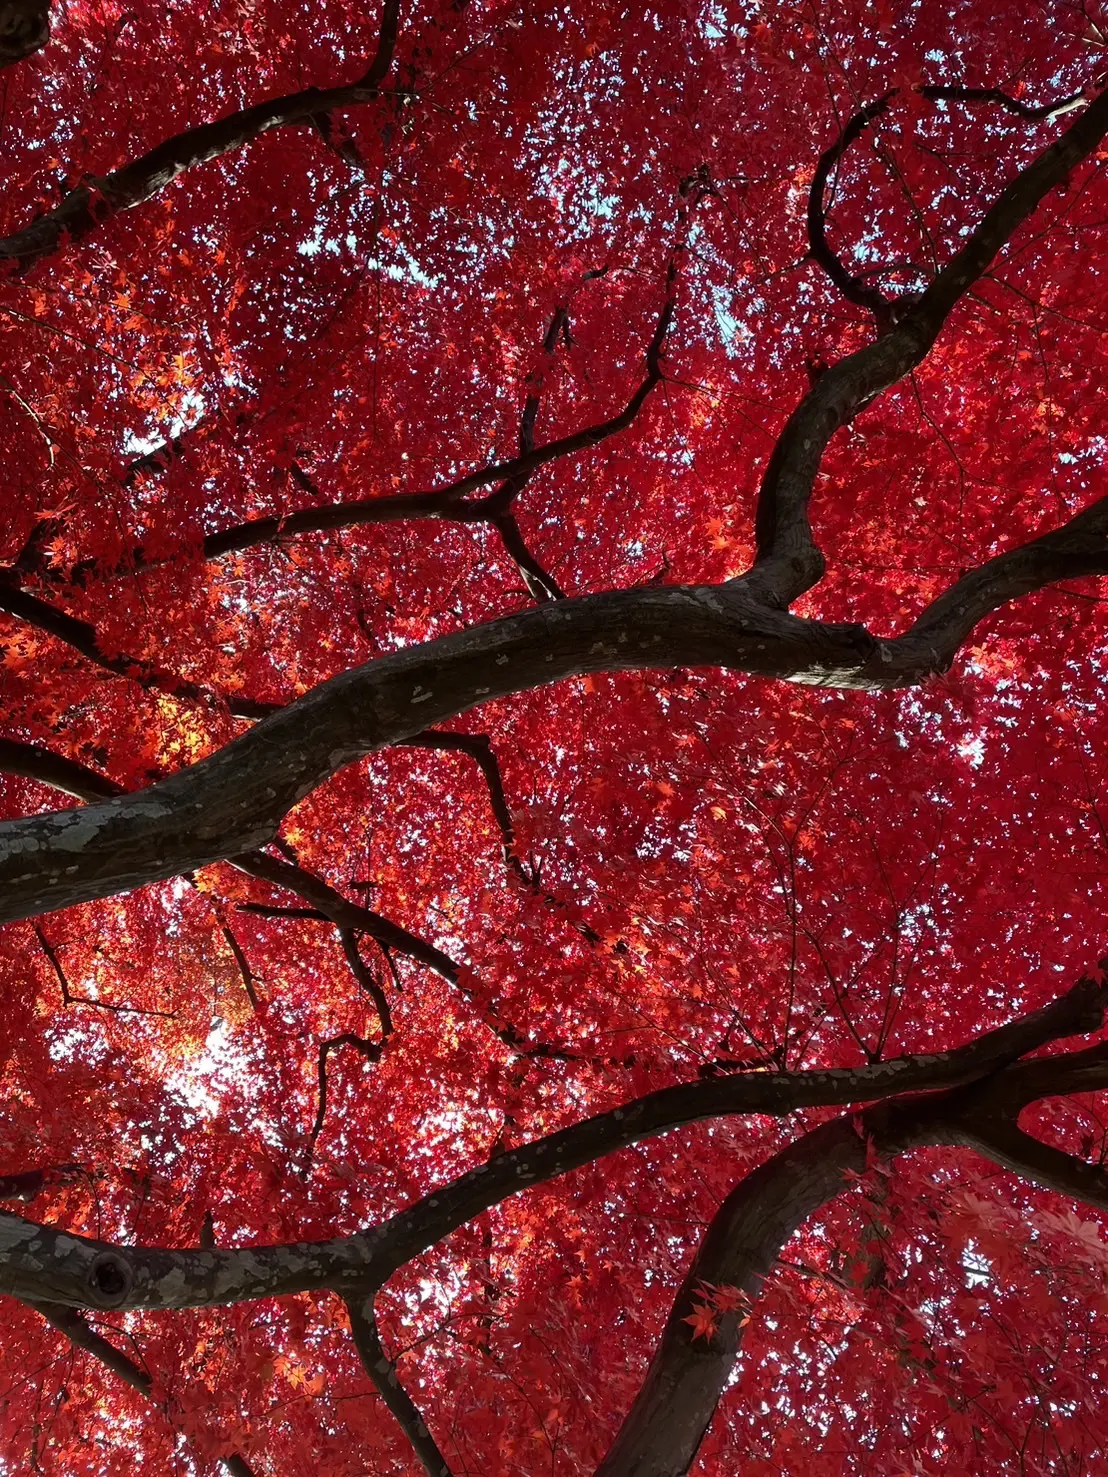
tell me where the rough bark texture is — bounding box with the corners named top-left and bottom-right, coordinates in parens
top-left (595, 1068), bottom-right (1108, 1476)
top-left (0, 975), bottom-right (1101, 1314)
top-left (0, 20), bottom-right (1107, 1469)
top-left (0, 0), bottom-right (48, 68)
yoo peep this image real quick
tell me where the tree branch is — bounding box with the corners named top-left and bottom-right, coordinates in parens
top-left (33, 919), bottom-right (177, 1017)
top-left (753, 80), bottom-right (1108, 608)
top-left (0, 737), bottom-right (124, 801)
top-left (0, 968), bottom-right (1100, 1312)
top-left (32, 1302), bottom-right (152, 1394)
top-left (2, 85), bottom-right (1104, 927)
top-left (0, 733), bottom-right (562, 1051)
top-left (0, 585), bottom-right (873, 920)
top-left (0, 532), bottom-right (1097, 923)
top-left (807, 91), bottom-right (897, 316)
top-left (31, 1303), bottom-right (258, 1476)
top-left (213, 907), bottom-right (262, 1014)
top-left (962, 1115), bottom-right (1108, 1211)
top-left (596, 1112), bottom-right (880, 1476)
top-left (308, 1033), bottom-right (384, 1161)
top-left (235, 851), bottom-right (580, 1061)
top-left (31, 285), bottom-right (673, 590)
top-left (398, 730), bottom-right (526, 879)
top-left (339, 928), bottom-right (392, 1037)
top-left (343, 1296), bottom-right (453, 1476)
top-left (232, 852), bottom-right (461, 982)
top-left (597, 972), bottom-right (1108, 1476)
top-left (489, 510), bottom-right (565, 601)
top-left (807, 83), bottom-right (1088, 317)
top-left (891, 492), bottom-right (1108, 674)
top-left (0, 0), bottom-right (403, 272)
top-left (0, 0), bottom-right (49, 70)
top-left (0, 1164), bottom-right (81, 1202)
top-left (0, 580), bottom-right (276, 720)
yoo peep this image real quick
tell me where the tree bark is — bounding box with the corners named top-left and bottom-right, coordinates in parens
top-left (0, 0), bottom-right (48, 68)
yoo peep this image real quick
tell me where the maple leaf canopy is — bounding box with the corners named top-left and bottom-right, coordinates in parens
top-left (0, 0), bottom-right (1107, 1473)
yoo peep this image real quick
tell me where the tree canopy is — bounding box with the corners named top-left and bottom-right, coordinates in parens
top-left (0, 0), bottom-right (1107, 1471)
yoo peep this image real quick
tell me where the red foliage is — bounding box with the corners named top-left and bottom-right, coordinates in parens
top-left (0, 0), bottom-right (1106, 1472)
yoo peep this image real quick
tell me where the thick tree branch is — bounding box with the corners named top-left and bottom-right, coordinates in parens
top-left (1, 739), bottom-right (261, 1012)
top-left (0, 0), bottom-right (403, 272)
top-left (896, 492), bottom-right (1108, 669)
top-left (0, 586), bottom-right (880, 921)
top-left (1, 525), bottom-right (1105, 923)
top-left (0, 973), bottom-right (1098, 1313)
top-left (0, 1165), bottom-right (81, 1202)
top-left (0, 738), bottom-right (123, 801)
top-left (360, 970), bottom-right (1108, 1279)
top-left (32, 1303), bottom-right (258, 1476)
top-left (343, 1296), bottom-right (453, 1476)
top-left (596, 1113), bottom-right (882, 1476)
top-left (0, 0), bottom-right (49, 69)
top-left (597, 996), bottom-right (1108, 1476)
top-left (2, 85), bottom-right (1104, 928)
top-left (962, 1115), bottom-right (1108, 1210)
top-left (753, 80), bottom-right (1108, 607)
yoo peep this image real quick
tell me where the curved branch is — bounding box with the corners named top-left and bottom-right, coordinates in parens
top-left (807, 92), bottom-right (896, 314)
top-left (344, 1296), bottom-right (454, 1476)
top-left (308, 1033), bottom-right (384, 1160)
top-left (32, 1303), bottom-right (259, 1476)
top-left (0, 583), bottom-right (842, 918)
top-left (0, 969), bottom-right (1100, 1312)
top-left (398, 730), bottom-right (524, 877)
top-left (754, 80), bottom-right (1108, 608)
top-left (807, 83), bottom-right (1089, 315)
top-left (0, 0), bottom-right (402, 272)
top-left (4, 86), bottom-right (1104, 926)
top-left (921, 83), bottom-right (1090, 123)
top-left (962, 1115), bottom-right (1108, 1210)
top-left (490, 511), bottom-right (565, 601)
top-left (596, 1113), bottom-right (880, 1476)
